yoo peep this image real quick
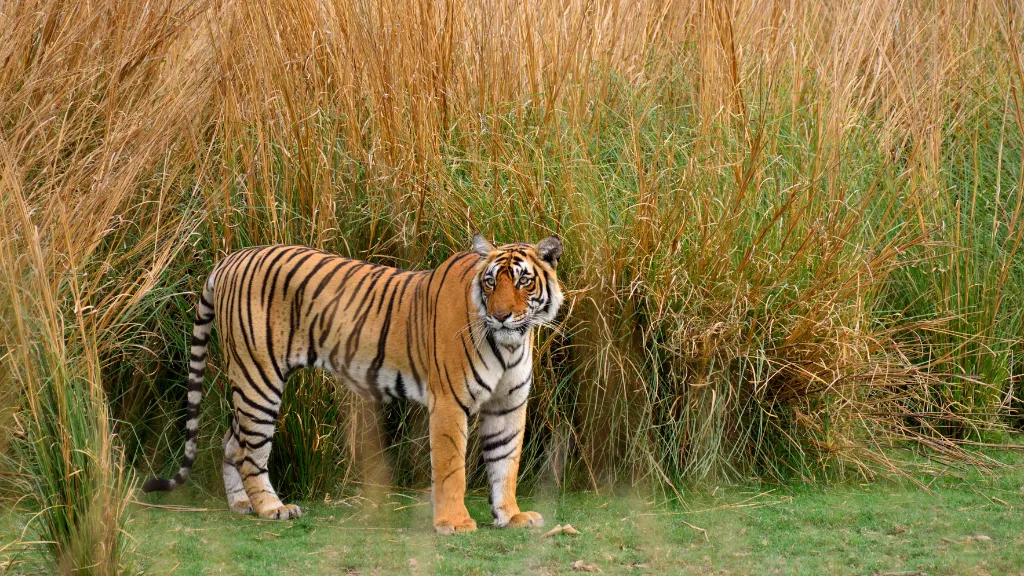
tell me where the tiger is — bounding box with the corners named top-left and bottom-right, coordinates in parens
top-left (142, 234), bottom-right (564, 534)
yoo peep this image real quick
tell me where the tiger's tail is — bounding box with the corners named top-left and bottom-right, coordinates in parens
top-left (142, 274), bottom-right (216, 493)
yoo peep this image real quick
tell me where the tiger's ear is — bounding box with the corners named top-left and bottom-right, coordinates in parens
top-left (472, 233), bottom-right (495, 257)
top-left (536, 235), bottom-right (563, 267)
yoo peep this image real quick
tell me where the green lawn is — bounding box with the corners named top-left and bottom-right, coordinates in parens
top-left (4, 459), bottom-right (1024, 575)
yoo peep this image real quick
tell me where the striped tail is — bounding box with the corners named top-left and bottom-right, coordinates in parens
top-left (142, 276), bottom-right (216, 493)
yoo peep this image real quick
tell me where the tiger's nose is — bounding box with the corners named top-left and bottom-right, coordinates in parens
top-left (492, 311), bottom-right (512, 322)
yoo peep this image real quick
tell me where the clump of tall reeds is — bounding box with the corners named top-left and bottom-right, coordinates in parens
top-left (0, 0), bottom-right (210, 571)
top-left (0, 191), bottom-right (135, 573)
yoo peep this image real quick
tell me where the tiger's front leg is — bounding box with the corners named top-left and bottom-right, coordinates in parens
top-left (429, 396), bottom-right (477, 534)
top-left (481, 379), bottom-right (542, 528)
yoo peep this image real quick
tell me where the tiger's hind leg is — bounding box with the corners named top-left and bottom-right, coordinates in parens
top-left (229, 367), bottom-right (302, 520)
top-left (222, 422), bottom-right (252, 514)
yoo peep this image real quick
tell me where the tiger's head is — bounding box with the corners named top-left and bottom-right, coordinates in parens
top-left (470, 234), bottom-right (564, 348)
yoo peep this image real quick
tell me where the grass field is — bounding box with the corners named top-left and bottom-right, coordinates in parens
top-left (3, 0), bottom-right (1024, 572)
top-left (7, 455), bottom-right (1024, 575)
top-left (7, 442), bottom-right (1024, 574)
top-left (133, 477), bottom-right (1024, 576)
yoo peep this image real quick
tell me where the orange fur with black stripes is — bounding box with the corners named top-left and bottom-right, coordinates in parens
top-left (142, 235), bottom-right (564, 533)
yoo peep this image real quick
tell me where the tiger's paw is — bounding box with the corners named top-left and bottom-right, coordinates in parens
top-left (506, 511), bottom-right (544, 528)
top-left (258, 503), bottom-right (303, 520)
top-left (434, 516), bottom-right (477, 535)
top-left (229, 500), bottom-right (253, 515)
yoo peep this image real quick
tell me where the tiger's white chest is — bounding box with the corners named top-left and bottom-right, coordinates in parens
top-left (474, 339), bottom-right (533, 413)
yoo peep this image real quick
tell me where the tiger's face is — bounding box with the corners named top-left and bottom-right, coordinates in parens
top-left (471, 234), bottom-right (564, 348)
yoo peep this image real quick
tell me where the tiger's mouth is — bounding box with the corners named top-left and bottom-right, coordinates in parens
top-left (482, 311), bottom-right (530, 331)
top-left (489, 323), bottom-right (531, 347)
top-left (491, 329), bottom-right (524, 347)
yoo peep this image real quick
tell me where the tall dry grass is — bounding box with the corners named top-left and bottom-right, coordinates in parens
top-left (1, 0), bottom-right (1023, 569)
top-left (0, 1), bottom-right (204, 571)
